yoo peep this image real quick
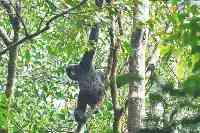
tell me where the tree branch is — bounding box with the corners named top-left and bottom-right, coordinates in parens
top-left (0, 0), bottom-right (87, 55)
top-left (0, 27), bottom-right (11, 46)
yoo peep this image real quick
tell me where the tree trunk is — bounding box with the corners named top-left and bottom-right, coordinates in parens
top-left (128, 0), bottom-right (149, 133)
top-left (128, 28), bottom-right (146, 133)
top-left (5, 46), bottom-right (18, 133)
top-left (3, 1), bottom-right (21, 132)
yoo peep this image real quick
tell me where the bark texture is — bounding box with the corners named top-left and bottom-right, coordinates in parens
top-left (128, 0), bottom-right (149, 132)
top-left (128, 28), bottom-right (146, 133)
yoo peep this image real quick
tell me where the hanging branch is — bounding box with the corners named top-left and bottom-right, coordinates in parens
top-left (0, 0), bottom-right (87, 55)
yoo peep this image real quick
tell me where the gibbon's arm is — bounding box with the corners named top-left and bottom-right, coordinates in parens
top-left (78, 22), bottom-right (99, 73)
top-left (89, 23), bottom-right (99, 43)
top-left (79, 49), bottom-right (95, 73)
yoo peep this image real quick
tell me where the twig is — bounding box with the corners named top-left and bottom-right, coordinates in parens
top-left (37, 12), bottom-right (49, 32)
top-left (145, 34), bottom-right (159, 71)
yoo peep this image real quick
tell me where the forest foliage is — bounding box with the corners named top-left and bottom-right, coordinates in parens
top-left (0, 0), bottom-right (200, 132)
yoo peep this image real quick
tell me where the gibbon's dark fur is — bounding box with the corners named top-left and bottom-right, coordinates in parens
top-left (95, 0), bottom-right (111, 7)
top-left (66, 50), bottom-right (104, 124)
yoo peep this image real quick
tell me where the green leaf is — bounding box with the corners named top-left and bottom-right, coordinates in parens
top-left (123, 40), bottom-right (133, 56)
top-left (191, 45), bottom-right (200, 54)
top-left (24, 49), bottom-right (31, 63)
top-left (116, 72), bottom-right (141, 88)
top-left (57, 112), bottom-right (66, 120)
top-left (169, 0), bottom-right (180, 5)
top-left (45, 0), bottom-right (57, 11)
top-left (149, 93), bottom-right (164, 105)
top-left (183, 75), bottom-right (200, 97)
top-left (0, 95), bottom-right (6, 128)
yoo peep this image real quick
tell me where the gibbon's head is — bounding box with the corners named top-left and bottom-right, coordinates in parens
top-left (65, 64), bottom-right (80, 81)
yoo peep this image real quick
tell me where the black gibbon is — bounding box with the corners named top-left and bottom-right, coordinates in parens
top-left (65, 23), bottom-right (104, 125)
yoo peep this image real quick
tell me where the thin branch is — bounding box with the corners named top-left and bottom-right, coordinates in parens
top-left (117, 10), bottom-right (123, 36)
top-left (0, 27), bottom-right (11, 46)
top-left (145, 34), bottom-right (159, 71)
top-left (0, 0), bottom-right (87, 55)
top-left (37, 12), bottom-right (49, 31)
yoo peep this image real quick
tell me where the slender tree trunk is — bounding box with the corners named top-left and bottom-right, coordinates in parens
top-left (5, 42), bottom-right (18, 133)
top-left (2, 1), bottom-right (21, 132)
top-left (128, 0), bottom-right (149, 133)
top-left (108, 15), bottom-right (120, 133)
top-left (108, 5), bottom-right (124, 132)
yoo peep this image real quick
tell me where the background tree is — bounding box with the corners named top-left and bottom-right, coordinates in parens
top-left (128, 0), bottom-right (149, 132)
